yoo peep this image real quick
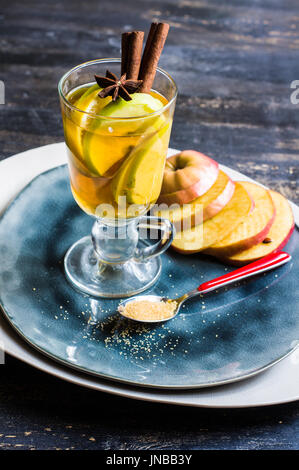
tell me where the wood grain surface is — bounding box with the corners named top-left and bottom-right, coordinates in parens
top-left (0, 0), bottom-right (299, 450)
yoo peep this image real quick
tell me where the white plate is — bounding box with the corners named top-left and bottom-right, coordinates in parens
top-left (0, 142), bottom-right (299, 408)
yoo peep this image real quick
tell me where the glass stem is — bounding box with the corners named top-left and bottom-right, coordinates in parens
top-left (91, 218), bottom-right (139, 264)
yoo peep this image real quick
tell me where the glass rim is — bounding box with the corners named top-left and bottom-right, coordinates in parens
top-left (58, 58), bottom-right (178, 121)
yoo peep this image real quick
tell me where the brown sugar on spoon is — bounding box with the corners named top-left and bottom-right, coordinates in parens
top-left (118, 299), bottom-right (177, 322)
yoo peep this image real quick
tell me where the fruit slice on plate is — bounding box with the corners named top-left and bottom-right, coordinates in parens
top-left (111, 122), bottom-right (171, 206)
top-left (221, 190), bottom-right (295, 266)
top-left (154, 170), bottom-right (235, 231)
top-left (205, 182), bottom-right (276, 257)
top-left (172, 182), bottom-right (254, 253)
top-left (158, 151), bottom-right (219, 205)
top-left (82, 93), bottom-right (164, 177)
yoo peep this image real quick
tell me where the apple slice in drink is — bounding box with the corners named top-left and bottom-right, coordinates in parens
top-left (171, 183), bottom-right (253, 253)
top-left (65, 84), bottom-right (111, 161)
top-left (82, 93), bottom-right (164, 177)
top-left (111, 121), bottom-right (171, 207)
top-left (220, 190), bottom-right (294, 266)
top-left (205, 182), bottom-right (276, 257)
top-left (155, 170), bottom-right (235, 231)
top-left (92, 92), bottom-right (163, 121)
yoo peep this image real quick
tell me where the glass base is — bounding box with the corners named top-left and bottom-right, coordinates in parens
top-left (64, 236), bottom-right (162, 298)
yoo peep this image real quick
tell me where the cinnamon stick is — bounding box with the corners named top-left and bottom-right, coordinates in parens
top-left (121, 31), bottom-right (144, 79)
top-left (138, 22), bottom-right (169, 93)
top-left (140, 23), bottom-right (158, 70)
top-left (121, 33), bottom-right (130, 76)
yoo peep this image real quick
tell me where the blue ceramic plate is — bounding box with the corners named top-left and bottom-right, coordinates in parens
top-left (0, 165), bottom-right (298, 389)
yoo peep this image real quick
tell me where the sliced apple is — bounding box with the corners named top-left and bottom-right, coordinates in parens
top-left (158, 150), bottom-right (219, 205)
top-left (220, 190), bottom-right (295, 266)
top-left (171, 182), bottom-right (254, 253)
top-left (111, 122), bottom-right (171, 206)
top-left (205, 182), bottom-right (276, 257)
top-left (94, 92), bottom-right (163, 120)
top-left (154, 170), bottom-right (235, 231)
top-left (65, 84), bottom-right (111, 161)
top-left (82, 93), bottom-right (165, 177)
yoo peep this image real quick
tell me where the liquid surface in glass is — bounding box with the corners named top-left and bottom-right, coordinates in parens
top-left (62, 83), bottom-right (171, 218)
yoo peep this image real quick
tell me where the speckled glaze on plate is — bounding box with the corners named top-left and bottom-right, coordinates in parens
top-left (0, 165), bottom-right (298, 389)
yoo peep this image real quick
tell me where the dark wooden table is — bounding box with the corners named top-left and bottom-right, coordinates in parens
top-left (0, 0), bottom-right (299, 450)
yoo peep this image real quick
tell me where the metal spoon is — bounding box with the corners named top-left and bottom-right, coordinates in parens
top-left (118, 251), bottom-right (291, 323)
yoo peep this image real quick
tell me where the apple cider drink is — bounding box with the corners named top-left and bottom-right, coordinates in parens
top-left (62, 84), bottom-right (171, 217)
top-left (58, 23), bottom-right (178, 297)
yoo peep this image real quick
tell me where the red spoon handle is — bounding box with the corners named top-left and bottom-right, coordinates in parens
top-left (197, 251), bottom-right (291, 293)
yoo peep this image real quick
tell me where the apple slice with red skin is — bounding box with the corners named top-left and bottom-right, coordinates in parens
top-left (204, 182), bottom-right (276, 257)
top-left (219, 190), bottom-right (294, 266)
top-left (171, 182), bottom-right (254, 253)
top-left (158, 150), bottom-right (219, 205)
top-left (154, 170), bottom-right (235, 231)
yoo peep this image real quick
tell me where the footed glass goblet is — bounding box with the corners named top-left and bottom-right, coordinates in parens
top-left (58, 59), bottom-right (177, 298)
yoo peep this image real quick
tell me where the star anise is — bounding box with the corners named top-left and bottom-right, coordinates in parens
top-left (94, 70), bottom-right (143, 102)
